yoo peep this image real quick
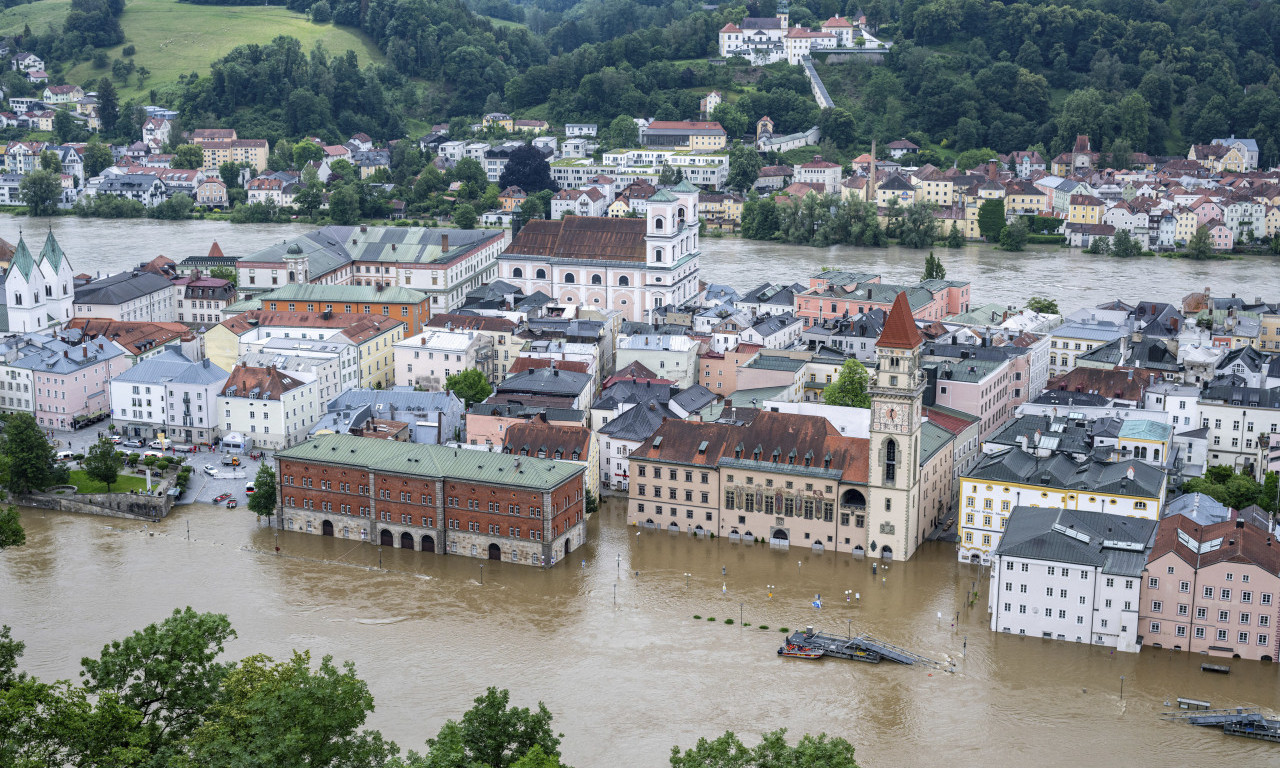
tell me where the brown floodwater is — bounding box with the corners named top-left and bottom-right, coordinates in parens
top-left (2, 500), bottom-right (1278, 767)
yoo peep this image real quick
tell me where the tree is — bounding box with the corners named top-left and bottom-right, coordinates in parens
top-left (248, 465), bottom-right (277, 519)
top-left (450, 157), bottom-right (486, 188)
top-left (999, 217), bottom-right (1028, 251)
top-left (414, 687), bottom-right (561, 768)
top-left (52, 110), bottom-right (85, 144)
top-left (823, 359), bottom-right (871, 409)
top-left (710, 103), bottom-right (748, 139)
top-left (84, 139), bottom-right (113, 179)
top-left (208, 266), bottom-right (237, 286)
top-left (20, 170), bottom-right (61, 217)
top-left (1, 413), bottom-right (58, 494)
top-left (922, 251), bottom-right (946, 280)
top-left (977, 199), bottom-right (1005, 242)
top-left (453, 203), bottom-right (478, 229)
top-left (310, 0), bottom-right (332, 22)
top-left (39, 151), bottom-right (59, 173)
top-left (328, 185), bottom-right (361, 225)
top-left (670, 729), bottom-right (859, 768)
top-left (218, 161), bottom-right (241, 189)
top-left (84, 438), bottom-right (122, 492)
top-left (1110, 229), bottom-right (1142, 258)
top-left (96, 78), bottom-right (119, 136)
top-left (945, 222), bottom-right (964, 248)
top-left (497, 145), bottom-right (555, 194)
top-left (171, 144), bottom-right (204, 170)
top-left (658, 163), bottom-right (681, 186)
top-left (1025, 297), bottom-right (1059, 315)
top-left (608, 115), bottom-right (638, 148)
top-left (0, 505), bottom-right (23, 550)
top-left (726, 143), bottom-right (763, 193)
top-left (897, 201), bottom-right (936, 249)
top-left (294, 183), bottom-right (324, 219)
top-left (80, 607), bottom-right (237, 762)
top-left (445, 368), bottom-right (491, 406)
top-left (293, 140), bottom-right (323, 168)
top-left (1187, 225), bottom-right (1215, 259)
top-left (182, 650), bottom-right (394, 768)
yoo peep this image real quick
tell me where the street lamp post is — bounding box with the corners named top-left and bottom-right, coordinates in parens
top-left (378, 545), bottom-right (382, 569)
top-left (767, 584), bottom-right (775, 599)
top-left (1120, 675), bottom-right (1125, 700)
top-left (684, 572), bottom-right (691, 588)
top-left (479, 563), bottom-right (484, 585)
top-left (617, 553), bottom-right (621, 579)
top-left (739, 601), bottom-right (744, 627)
top-left (797, 560), bottom-right (802, 576)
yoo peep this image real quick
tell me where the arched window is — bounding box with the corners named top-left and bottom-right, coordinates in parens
top-left (564, 273), bottom-right (576, 284)
top-left (654, 248), bottom-right (663, 262)
top-left (678, 206), bottom-right (687, 222)
top-left (512, 267), bottom-right (523, 278)
top-left (591, 274), bottom-right (602, 285)
top-left (884, 439), bottom-right (897, 484)
top-left (654, 217), bottom-right (664, 231)
top-left (288, 271), bottom-right (296, 282)
top-left (535, 268), bottom-right (546, 279)
top-left (618, 276), bottom-right (630, 286)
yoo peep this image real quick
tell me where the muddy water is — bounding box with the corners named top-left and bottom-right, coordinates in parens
top-left (6, 214), bottom-right (1279, 310)
top-left (2, 500), bottom-right (1277, 767)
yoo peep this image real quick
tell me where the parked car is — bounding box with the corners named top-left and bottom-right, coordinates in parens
top-left (245, 482), bottom-right (255, 494)
top-left (122, 440), bottom-right (144, 448)
top-left (143, 450), bottom-right (165, 459)
top-left (55, 451), bottom-right (74, 461)
top-left (221, 456), bottom-right (240, 466)
top-left (148, 440), bottom-right (170, 450)
top-left (202, 464), bottom-right (218, 477)
top-left (109, 435), bottom-right (122, 444)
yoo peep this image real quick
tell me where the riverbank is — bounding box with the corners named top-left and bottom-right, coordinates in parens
top-left (2, 501), bottom-right (1276, 768)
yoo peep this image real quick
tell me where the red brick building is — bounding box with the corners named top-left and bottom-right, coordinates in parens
top-left (276, 433), bottom-right (586, 566)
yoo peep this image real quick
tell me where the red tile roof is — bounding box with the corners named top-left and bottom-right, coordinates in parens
top-left (876, 292), bottom-right (923, 349)
top-left (220, 364), bottom-right (306, 400)
top-left (1151, 515), bottom-right (1280, 575)
top-left (65, 319), bottom-right (189, 356)
top-left (507, 357), bottom-right (591, 376)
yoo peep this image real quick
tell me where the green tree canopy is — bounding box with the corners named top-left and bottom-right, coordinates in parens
top-left (1025, 296), bottom-right (1059, 314)
top-left (726, 143), bottom-right (763, 193)
top-left (923, 251), bottom-right (946, 280)
top-left (444, 368), bottom-right (491, 406)
top-left (293, 140), bottom-right (324, 168)
top-left (1, 413), bottom-right (60, 493)
top-left (84, 437), bottom-right (122, 493)
top-left (945, 222), bottom-right (964, 248)
top-left (171, 144), bottom-right (204, 170)
top-left (498, 145), bottom-right (556, 194)
top-left (411, 687), bottom-right (561, 768)
top-left (669, 728), bottom-right (859, 768)
top-left (977, 199), bottom-right (1005, 242)
top-left (0, 505), bottom-right (24, 550)
top-left (19, 170), bottom-right (60, 217)
top-left (823, 359), bottom-right (871, 409)
top-left (453, 203), bottom-right (478, 229)
top-left (607, 115), bottom-right (638, 148)
top-left (248, 464), bottom-right (277, 518)
top-left (710, 102), bottom-right (748, 139)
top-left (1187, 225), bottom-right (1215, 259)
top-left (83, 139), bottom-right (114, 179)
top-left (897, 201), bottom-right (937, 249)
top-left (999, 217), bottom-right (1029, 251)
top-left (328, 185), bottom-right (361, 226)
top-left (208, 266), bottom-right (237, 286)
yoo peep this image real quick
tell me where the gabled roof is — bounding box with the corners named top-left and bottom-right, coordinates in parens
top-left (876, 292), bottom-right (923, 349)
top-left (219, 364), bottom-right (306, 400)
top-left (504, 217), bottom-right (648, 262)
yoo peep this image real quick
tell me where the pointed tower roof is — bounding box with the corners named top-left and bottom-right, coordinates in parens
top-left (38, 230), bottom-right (64, 272)
top-left (672, 179), bottom-right (698, 193)
top-left (207, 241), bottom-right (224, 258)
top-left (876, 291), bottom-right (923, 349)
top-left (9, 237), bottom-right (34, 280)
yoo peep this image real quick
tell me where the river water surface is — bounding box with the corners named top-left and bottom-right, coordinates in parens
top-left (3, 502), bottom-right (1278, 768)
top-left (7, 214), bottom-right (1280, 309)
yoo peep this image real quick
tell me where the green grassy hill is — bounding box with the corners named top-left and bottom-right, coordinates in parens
top-left (59, 0), bottom-right (385, 97)
top-left (0, 0), bottom-right (72, 37)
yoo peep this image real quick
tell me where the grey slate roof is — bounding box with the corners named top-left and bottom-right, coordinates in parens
top-left (239, 226), bottom-right (502, 281)
top-left (670, 384), bottom-right (715, 414)
top-left (965, 447), bottom-right (1166, 498)
top-left (1162, 492), bottom-right (1234, 526)
top-left (111, 347), bottom-right (228, 385)
top-left (994, 506), bottom-right (1157, 577)
top-left (593, 380), bottom-right (676, 410)
top-left (498, 367), bottom-right (592, 397)
top-left (598, 400), bottom-right (675, 441)
top-left (74, 270), bottom-right (173, 305)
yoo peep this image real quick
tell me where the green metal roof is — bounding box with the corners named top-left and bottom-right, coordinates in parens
top-left (649, 189), bottom-right (679, 203)
top-left (278, 434), bottom-right (583, 490)
top-left (223, 298), bottom-right (263, 313)
top-left (745, 354), bottom-right (805, 372)
top-left (919, 420), bottom-right (954, 467)
top-left (38, 231), bottom-right (64, 272)
top-left (1118, 419), bottom-right (1173, 441)
top-left (671, 179), bottom-right (698, 193)
top-left (9, 237), bottom-right (34, 280)
top-left (259, 284), bottom-right (428, 304)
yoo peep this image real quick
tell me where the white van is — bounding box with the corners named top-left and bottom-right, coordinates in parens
top-left (245, 482), bottom-right (256, 494)
top-left (56, 450), bottom-right (74, 461)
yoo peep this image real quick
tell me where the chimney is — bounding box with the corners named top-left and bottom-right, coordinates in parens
top-left (441, 234), bottom-right (449, 253)
top-left (82, 346), bottom-right (86, 358)
top-left (360, 225), bottom-right (367, 233)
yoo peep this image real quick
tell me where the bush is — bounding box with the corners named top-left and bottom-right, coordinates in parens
top-left (1027, 234), bottom-right (1066, 245)
top-left (779, 627), bottom-right (789, 633)
top-left (707, 617), bottom-right (715, 622)
top-left (693, 615), bottom-right (701, 620)
top-left (724, 619), bottom-right (734, 625)
top-left (758, 625), bottom-right (769, 630)
top-left (122, 45), bottom-right (135, 57)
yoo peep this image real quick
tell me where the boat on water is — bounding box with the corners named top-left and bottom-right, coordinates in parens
top-left (778, 644), bottom-right (824, 659)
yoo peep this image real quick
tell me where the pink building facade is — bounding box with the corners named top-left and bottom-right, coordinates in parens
top-left (1141, 516), bottom-right (1280, 661)
top-left (21, 337), bottom-right (133, 431)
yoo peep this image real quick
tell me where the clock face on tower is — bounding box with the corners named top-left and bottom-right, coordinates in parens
top-left (874, 402), bottom-right (909, 433)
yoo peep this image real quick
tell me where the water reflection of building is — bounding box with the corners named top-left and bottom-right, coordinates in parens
top-left (276, 433), bottom-right (586, 567)
top-left (624, 292), bottom-right (945, 561)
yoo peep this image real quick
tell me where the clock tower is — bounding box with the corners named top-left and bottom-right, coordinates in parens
top-left (866, 291), bottom-right (926, 560)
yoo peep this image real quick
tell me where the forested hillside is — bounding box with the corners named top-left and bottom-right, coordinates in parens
top-left (17, 0), bottom-right (1280, 162)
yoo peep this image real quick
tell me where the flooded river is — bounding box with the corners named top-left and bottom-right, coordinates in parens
top-left (6, 214), bottom-right (1280, 310)
top-left (3, 501), bottom-right (1277, 768)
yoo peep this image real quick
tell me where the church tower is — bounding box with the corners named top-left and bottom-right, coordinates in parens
top-left (776, 0), bottom-right (789, 28)
top-left (866, 291), bottom-right (925, 560)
